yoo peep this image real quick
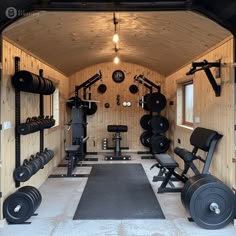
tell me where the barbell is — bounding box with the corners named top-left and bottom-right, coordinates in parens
top-left (181, 174), bottom-right (236, 229)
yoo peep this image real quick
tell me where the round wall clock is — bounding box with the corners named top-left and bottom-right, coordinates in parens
top-left (112, 70), bottom-right (125, 83)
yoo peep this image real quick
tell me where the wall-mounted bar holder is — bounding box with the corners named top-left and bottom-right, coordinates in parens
top-left (186, 59), bottom-right (221, 97)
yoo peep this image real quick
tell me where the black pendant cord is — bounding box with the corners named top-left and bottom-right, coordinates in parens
top-left (39, 69), bottom-right (44, 152)
top-left (14, 57), bottom-right (21, 188)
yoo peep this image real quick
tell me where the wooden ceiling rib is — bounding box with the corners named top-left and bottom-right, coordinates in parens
top-left (3, 11), bottom-right (231, 76)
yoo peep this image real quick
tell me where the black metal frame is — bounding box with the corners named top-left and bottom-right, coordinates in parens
top-left (186, 60), bottom-right (221, 97)
top-left (14, 57), bottom-right (47, 187)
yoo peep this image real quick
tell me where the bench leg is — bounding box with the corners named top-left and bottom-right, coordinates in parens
top-left (67, 154), bottom-right (76, 177)
top-left (157, 168), bottom-right (183, 193)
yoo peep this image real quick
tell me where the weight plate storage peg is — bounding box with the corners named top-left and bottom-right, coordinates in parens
top-left (181, 174), bottom-right (236, 229)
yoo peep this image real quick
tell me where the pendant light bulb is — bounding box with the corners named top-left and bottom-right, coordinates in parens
top-left (113, 33), bottom-right (119, 43)
top-left (114, 55), bottom-right (120, 64)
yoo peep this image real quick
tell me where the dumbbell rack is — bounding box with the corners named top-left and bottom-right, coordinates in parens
top-left (14, 57), bottom-right (53, 187)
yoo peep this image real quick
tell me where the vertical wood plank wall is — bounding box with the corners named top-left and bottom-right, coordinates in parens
top-left (0, 39), bottom-right (69, 219)
top-left (69, 63), bottom-right (165, 152)
top-left (165, 37), bottom-right (236, 187)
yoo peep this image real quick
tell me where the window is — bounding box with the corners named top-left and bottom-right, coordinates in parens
top-left (183, 82), bottom-right (194, 125)
top-left (44, 82), bottom-right (60, 127)
top-left (51, 87), bottom-right (59, 126)
top-left (177, 80), bottom-right (194, 127)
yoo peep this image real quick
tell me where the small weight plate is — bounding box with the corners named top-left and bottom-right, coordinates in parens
top-left (14, 166), bottom-right (33, 182)
top-left (112, 70), bottom-right (125, 83)
top-left (129, 84), bottom-right (139, 94)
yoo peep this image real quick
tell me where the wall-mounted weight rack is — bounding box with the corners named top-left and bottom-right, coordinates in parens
top-left (13, 57), bottom-right (55, 187)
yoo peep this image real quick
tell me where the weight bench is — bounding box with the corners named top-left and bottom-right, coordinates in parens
top-left (50, 136), bottom-right (90, 178)
top-left (151, 127), bottom-right (223, 193)
top-left (105, 125), bottom-right (131, 161)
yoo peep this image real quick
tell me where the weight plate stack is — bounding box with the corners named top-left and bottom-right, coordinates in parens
top-left (3, 186), bottom-right (42, 224)
top-left (181, 174), bottom-right (236, 229)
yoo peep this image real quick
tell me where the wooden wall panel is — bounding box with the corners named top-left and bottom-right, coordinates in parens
top-left (165, 37), bottom-right (236, 187)
top-left (69, 62), bottom-right (165, 152)
top-left (0, 39), bottom-right (69, 219)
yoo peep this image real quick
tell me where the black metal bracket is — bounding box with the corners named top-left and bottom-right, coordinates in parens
top-left (186, 60), bottom-right (221, 97)
top-left (39, 69), bottom-right (44, 152)
top-left (14, 56), bottom-right (21, 188)
top-left (134, 74), bottom-right (160, 93)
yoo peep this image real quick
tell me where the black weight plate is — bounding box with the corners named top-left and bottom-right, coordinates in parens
top-left (150, 134), bottom-right (170, 153)
top-left (147, 92), bottom-right (167, 112)
top-left (112, 70), bottom-right (125, 83)
top-left (17, 123), bottom-right (31, 135)
top-left (84, 102), bottom-right (97, 115)
top-left (150, 115), bottom-right (169, 133)
top-left (140, 114), bottom-right (152, 131)
top-left (20, 186), bottom-right (42, 208)
top-left (181, 174), bottom-right (215, 209)
top-left (18, 188), bottom-right (37, 210)
top-left (13, 165), bottom-right (33, 182)
top-left (35, 153), bottom-right (45, 168)
top-left (104, 103), bottom-right (110, 108)
top-left (186, 176), bottom-right (236, 229)
top-left (31, 158), bottom-right (41, 172)
top-left (27, 161), bottom-right (38, 175)
top-left (43, 150), bottom-right (51, 164)
top-left (3, 191), bottom-right (35, 224)
top-left (38, 76), bottom-right (45, 94)
top-left (47, 149), bottom-right (55, 160)
top-left (140, 131), bottom-right (152, 147)
top-left (129, 84), bottom-right (139, 94)
top-left (19, 186), bottom-right (41, 211)
top-left (97, 84), bottom-right (107, 94)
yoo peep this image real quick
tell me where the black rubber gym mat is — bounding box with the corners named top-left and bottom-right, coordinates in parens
top-left (73, 164), bottom-right (165, 220)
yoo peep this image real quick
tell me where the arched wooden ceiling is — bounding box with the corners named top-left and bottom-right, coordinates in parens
top-left (1, 1), bottom-right (236, 76)
top-left (3, 11), bottom-right (231, 76)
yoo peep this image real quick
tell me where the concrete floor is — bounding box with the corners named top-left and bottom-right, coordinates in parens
top-left (0, 154), bottom-right (236, 236)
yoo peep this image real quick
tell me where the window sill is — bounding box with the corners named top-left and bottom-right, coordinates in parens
top-left (177, 124), bottom-right (194, 131)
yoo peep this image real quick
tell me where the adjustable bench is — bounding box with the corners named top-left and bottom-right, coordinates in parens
top-left (152, 127), bottom-right (223, 193)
